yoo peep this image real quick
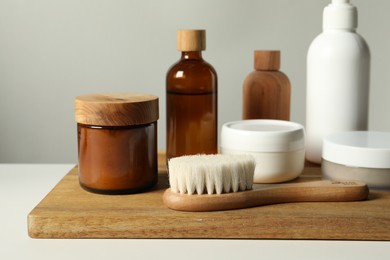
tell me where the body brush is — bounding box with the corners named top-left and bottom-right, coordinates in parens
top-left (163, 154), bottom-right (369, 212)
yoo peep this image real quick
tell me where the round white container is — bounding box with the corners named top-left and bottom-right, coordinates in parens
top-left (322, 131), bottom-right (390, 190)
top-left (221, 120), bottom-right (305, 183)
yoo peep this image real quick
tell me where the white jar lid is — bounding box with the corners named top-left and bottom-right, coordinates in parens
top-left (221, 120), bottom-right (305, 152)
top-left (322, 131), bottom-right (390, 169)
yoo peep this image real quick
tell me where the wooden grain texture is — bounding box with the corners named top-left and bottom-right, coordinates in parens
top-left (75, 93), bottom-right (159, 126)
top-left (177, 29), bottom-right (206, 51)
top-left (28, 155), bottom-right (390, 240)
top-left (242, 70), bottom-right (291, 120)
top-left (254, 50), bottom-right (280, 70)
top-left (163, 180), bottom-right (368, 212)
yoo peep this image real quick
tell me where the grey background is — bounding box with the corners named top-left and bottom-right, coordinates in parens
top-left (1, 0), bottom-right (389, 163)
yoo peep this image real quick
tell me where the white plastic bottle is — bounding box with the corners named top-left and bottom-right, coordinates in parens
top-left (306, 0), bottom-right (370, 164)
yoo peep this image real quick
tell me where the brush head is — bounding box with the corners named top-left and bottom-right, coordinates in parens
top-left (168, 154), bottom-right (255, 195)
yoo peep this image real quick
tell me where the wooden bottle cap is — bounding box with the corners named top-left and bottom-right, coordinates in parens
top-left (254, 50), bottom-right (280, 71)
top-left (177, 30), bottom-right (206, 51)
top-left (75, 93), bottom-right (159, 126)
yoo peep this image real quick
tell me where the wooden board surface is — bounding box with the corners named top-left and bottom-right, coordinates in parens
top-left (28, 154), bottom-right (390, 240)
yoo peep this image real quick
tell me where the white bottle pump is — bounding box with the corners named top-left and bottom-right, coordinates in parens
top-left (305, 0), bottom-right (370, 164)
top-left (323, 0), bottom-right (357, 30)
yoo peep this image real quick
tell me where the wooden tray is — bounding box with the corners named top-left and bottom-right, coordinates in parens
top-left (28, 154), bottom-right (390, 240)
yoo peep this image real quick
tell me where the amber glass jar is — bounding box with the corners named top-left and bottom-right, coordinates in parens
top-left (166, 29), bottom-right (218, 161)
top-left (74, 93), bottom-right (159, 194)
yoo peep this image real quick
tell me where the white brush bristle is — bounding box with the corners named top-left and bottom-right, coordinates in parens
top-left (168, 154), bottom-right (255, 195)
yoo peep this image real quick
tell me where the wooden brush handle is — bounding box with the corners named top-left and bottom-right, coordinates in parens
top-left (163, 179), bottom-right (369, 212)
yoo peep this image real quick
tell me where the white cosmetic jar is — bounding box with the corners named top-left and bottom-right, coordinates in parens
top-left (322, 131), bottom-right (390, 190)
top-left (221, 120), bottom-right (305, 183)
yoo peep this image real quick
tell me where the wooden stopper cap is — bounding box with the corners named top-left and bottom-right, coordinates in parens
top-left (75, 93), bottom-right (159, 126)
top-left (177, 30), bottom-right (206, 51)
top-left (254, 50), bottom-right (280, 71)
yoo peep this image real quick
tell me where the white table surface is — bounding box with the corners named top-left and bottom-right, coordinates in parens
top-left (0, 164), bottom-right (389, 260)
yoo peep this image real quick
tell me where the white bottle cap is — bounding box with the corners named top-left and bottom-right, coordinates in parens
top-left (323, 131), bottom-right (390, 169)
top-left (221, 120), bottom-right (305, 152)
top-left (323, 0), bottom-right (357, 30)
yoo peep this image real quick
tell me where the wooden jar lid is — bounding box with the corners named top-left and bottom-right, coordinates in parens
top-left (75, 93), bottom-right (159, 126)
top-left (254, 50), bottom-right (280, 71)
top-left (177, 30), bottom-right (206, 51)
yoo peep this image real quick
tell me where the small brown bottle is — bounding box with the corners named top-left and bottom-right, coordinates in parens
top-left (243, 50), bottom-right (291, 120)
top-left (166, 29), bottom-right (218, 160)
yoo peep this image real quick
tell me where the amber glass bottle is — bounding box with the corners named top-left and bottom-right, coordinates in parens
top-left (166, 30), bottom-right (218, 160)
top-left (242, 50), bottom-right (291, 120)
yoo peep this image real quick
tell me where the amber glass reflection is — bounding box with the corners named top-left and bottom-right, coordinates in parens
top-left (77, 122), bottom-right (157, 194)
top-left (166, 51), bottom-right (218, 160)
